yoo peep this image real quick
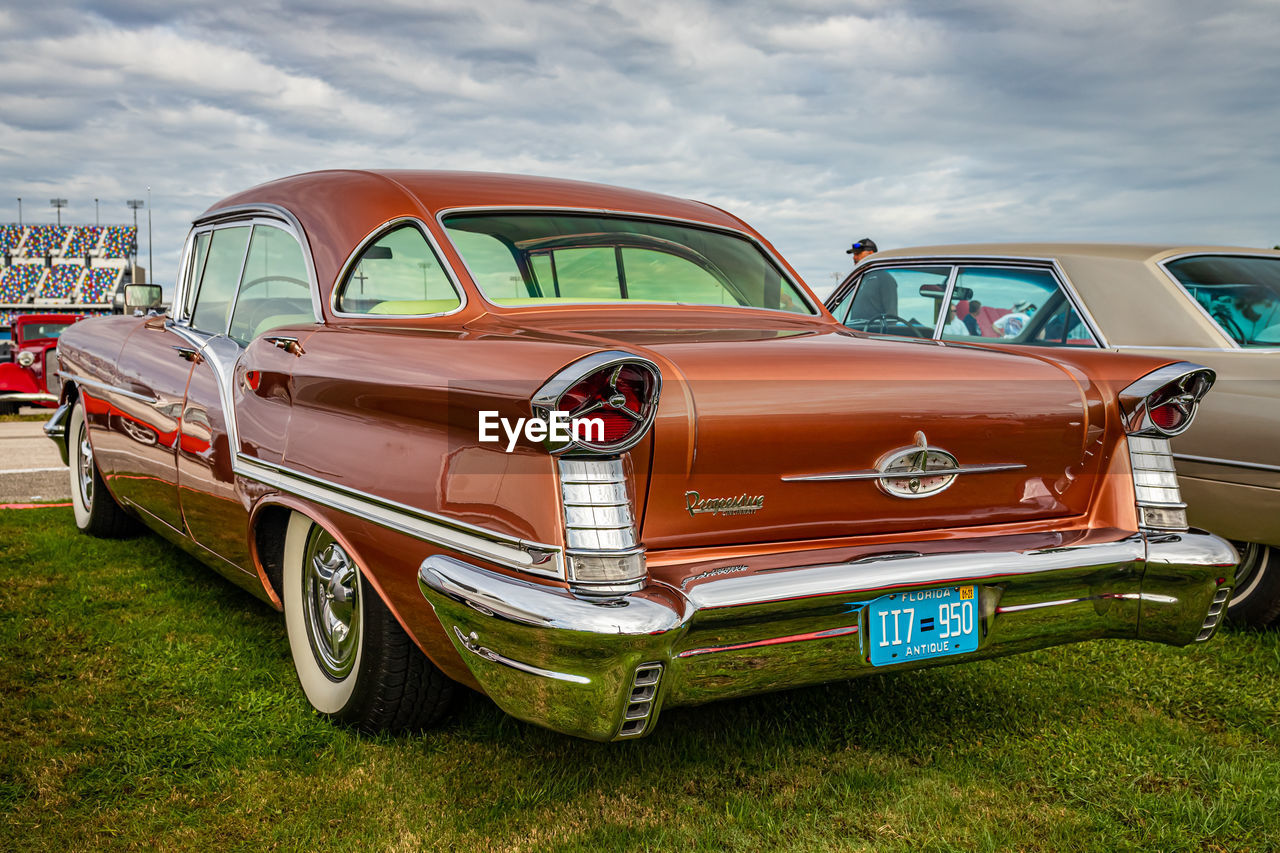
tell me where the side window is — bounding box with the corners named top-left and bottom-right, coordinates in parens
top-left (942, 266), bottom-right (1096, 347)
top-left (190, 226), bottom-right (251, 335)
top-left (227, 225), bottom-right (315, 344)
top-left (182, 231), bottom-right (211, 321)
top-left (540, 247), bottom-right (619, 299)
top-left (335, 224), bottom-right (460, 315)
top-left (841, 266), bottom-right (951, 338)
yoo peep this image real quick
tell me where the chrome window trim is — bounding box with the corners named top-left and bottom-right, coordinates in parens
top-left (434, 205), bottom-right (822, 318)
top-left (192, 203), bottom-right (324, 323)
top-left (235, 454), bottom-right (566, 578)
top-left (1172, 453), bottom-right (1280, 475)
top-left (830, 255), bottom-right (1110, 348)
top-left (1155, 250), bottom-right (1280, 350)
top-left (329, 216), bottom-right (469, 320)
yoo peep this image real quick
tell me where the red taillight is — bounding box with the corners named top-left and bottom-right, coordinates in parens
top-left (533, 353), bottom-right (662, 455)
top-left (1149, 401), bottom-right (1185, 431)
top-left (561, 364), bottom-right (654, 447)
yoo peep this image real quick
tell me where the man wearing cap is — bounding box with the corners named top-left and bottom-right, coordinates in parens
top-left (844, 237), bottom-right (898, 323)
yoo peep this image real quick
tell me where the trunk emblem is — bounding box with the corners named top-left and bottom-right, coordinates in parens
top-left (876, 431), bottom-right (961, 500)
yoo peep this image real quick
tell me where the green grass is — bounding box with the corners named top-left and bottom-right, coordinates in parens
top-left (0, 412), bottom-right (49, 422)
top-left (2, 507), bottom-right (1279, 851)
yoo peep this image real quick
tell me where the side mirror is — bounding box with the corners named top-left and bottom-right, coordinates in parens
top-left (124, 284), bottom-right (163, 314)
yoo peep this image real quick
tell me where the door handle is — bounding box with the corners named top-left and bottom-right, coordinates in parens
top-left (263, 336), bottom-right (305, 356)
top-left (172, 346), bottom-right (203, 364)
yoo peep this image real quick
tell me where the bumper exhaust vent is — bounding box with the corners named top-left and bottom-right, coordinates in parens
top-left (1196, 587), bottom-right (1232, 642)
top-left (616, 662), bottom-right (663, 738)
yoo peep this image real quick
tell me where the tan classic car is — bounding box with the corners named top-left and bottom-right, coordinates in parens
top-left (828, 244), bottom-right (1280, 625)
top-left (46, 176), bottom-right (1235, 741)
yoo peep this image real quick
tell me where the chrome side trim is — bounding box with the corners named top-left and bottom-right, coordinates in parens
top-left (434, 204), bottom-right (823, 318)
top-left (1173, 453), bottom-right (1280, 475)
top-left (236, 454), bottom-right (564, 576)
top-left (782, 462), bottom-right (1026, 482)
top-left (329, 216), bottom-right (469, 320)
top-left (57, 371), bottom-right (157, 405)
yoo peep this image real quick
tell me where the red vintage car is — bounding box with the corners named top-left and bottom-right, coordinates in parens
top-left (0, 313), bottom-right (80, 414)
top-left (47, 171), bottom-right (1235, 741)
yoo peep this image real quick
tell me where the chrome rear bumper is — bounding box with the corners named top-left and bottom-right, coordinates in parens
top-left (418, 530), bottom-right (1237, 741)
top-left (0, 392), bottom-right (57, 404)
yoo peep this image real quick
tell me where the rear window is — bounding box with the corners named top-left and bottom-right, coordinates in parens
top-left (1165, 255), bottom-right (1280, 347)
top-left (442, 212), bottom-right (814, 314)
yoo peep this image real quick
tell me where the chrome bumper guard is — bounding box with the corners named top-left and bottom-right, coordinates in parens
top-left (43, 401), bottom-right (72, 466)
top-left (418, 530), bottom-right (1237, 742)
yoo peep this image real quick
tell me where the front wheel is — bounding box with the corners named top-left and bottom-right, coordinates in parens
top-left (68, 396), bottom-right (136, 537)
top-left (282, 512), bottom-right (456, 733)
top-left (1226, 542), bottom-right (1280, 628)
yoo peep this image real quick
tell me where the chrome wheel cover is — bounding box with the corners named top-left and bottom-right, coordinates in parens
top-left (1231, 542), bottom-right (1267, 600)
top-left (301, 527), bottom-right (361, 680)
top-left (76, 420), bottom-right (94, 509)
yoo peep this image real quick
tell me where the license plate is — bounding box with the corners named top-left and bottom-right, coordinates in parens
top-left (868, 586), bottom-right (979, 666)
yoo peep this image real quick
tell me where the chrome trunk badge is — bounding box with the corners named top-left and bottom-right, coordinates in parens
top-left (876, 431), bottom-right (960, 499)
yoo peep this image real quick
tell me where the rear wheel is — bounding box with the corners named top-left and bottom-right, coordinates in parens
top-left (1226, 542), bottom-right (1280, 628)
top-left (281, 512), bottom-right (456, 733)
top-left (68, 397), bottom-right (135, 537)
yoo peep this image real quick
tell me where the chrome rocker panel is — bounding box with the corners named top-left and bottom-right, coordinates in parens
top-left (419, 530), bottom-right (1237, 742)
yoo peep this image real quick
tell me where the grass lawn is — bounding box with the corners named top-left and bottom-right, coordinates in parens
top-left (2, 507), bottom-right (1278, 852)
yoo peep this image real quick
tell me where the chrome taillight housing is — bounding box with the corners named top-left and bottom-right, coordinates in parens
top-left (531, 351), bottom-right (661, 455)
top-left (1120, 362), bottom-right (1215, 531)
top-left (533, 351), bottom-right (662, 596)
top-left (1119, 362), bottom-right (1215, 438)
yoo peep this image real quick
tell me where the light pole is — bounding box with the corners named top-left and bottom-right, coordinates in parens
top-left (126, 200), bottom-right (144, 271)
top-left (146, 186), bottom-right (153, 287)
top-left (50, 198), bottom-right (67, 227)
top-left (95, 198), bottom-right (100, 226)
top-left (16, 197), bottom-right (21, 227)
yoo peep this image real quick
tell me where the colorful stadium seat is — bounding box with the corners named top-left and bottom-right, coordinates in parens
top-left (0, 226), bottom-right (22, 255)
top-left (65, 226), bottom-right (103, 256)
top-left (100, 226), bottom-right (136, 258)
top-left (80, 267), bottom-right (121, 303)
top-left (0, 265), bottom-right (45, 302)
top-left (42, 265), bottom-right (83, 300)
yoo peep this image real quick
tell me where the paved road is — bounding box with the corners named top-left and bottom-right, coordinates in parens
top-left (0, 417), bottom-right (70, 503)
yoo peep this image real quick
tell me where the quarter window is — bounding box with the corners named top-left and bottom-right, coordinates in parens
top-left (835, 266), bottom-right (950, 338)
top-left (1165, 255), bottom-right (1280, 347)
top-left (190, 226), bottom-right (251, 335)
top-left (336, 224), bottom-right (460, 316)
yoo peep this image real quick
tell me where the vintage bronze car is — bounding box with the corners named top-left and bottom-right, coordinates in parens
top-left (47, 173), bottom-right (1234, 741)
top-left (0, 313), bottom-right (80, 414)
top-left (827, 244), bottom-right (1279, 626)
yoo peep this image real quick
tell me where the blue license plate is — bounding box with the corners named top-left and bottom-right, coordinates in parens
top-left (868, 586), bottom-right (979, 666)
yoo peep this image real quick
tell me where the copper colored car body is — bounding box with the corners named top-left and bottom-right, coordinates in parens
top-left (48, 173), bottom-right (1235, 741)
top-left (828, 244), bottom-right (1280, 626)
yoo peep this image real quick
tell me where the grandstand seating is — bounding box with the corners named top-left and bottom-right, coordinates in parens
top-left (80, 267), bottom-right (121, 303)
top-left (0, 265), bottom-right (46, 303)
top-left (42, 265), bottom-right (83, 300)
top-left (0, 226), bottom-right (22, 255)
top-left (22, 225), bottom-right (70, 257)
top-left (65, 226), bottom-right (103, 256)
top-left (100, 225), bottom-right (135, 258)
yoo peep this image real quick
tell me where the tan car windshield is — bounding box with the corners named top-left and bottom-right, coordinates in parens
top-left (442, 212), bottom-right (814, 314)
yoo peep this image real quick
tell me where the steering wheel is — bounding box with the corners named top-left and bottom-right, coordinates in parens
top-left (1211, 309), bottom-right (1247, 344)
top-left (849, 313), bottom-right (927, 338)
top-left (242, 275), bottom-right (310, 290)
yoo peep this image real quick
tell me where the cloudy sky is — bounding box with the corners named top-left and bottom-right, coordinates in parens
top-left (2, 0), bottom-right (1278, 294)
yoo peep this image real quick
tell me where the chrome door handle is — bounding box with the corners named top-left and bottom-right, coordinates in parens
top-left (172, 346), bottom-right (202, 363)
top-left (263, 336), bottom-right (304, 356)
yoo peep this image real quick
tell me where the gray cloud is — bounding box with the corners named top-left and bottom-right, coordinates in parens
top-left (2, 0), bottom-right (1277, 295)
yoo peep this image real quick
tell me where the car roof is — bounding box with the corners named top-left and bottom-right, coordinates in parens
top-left (200, 170), bottom-right (764, 313)
top-left (862, 242), bottom-right (1280, 348)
